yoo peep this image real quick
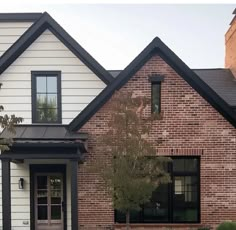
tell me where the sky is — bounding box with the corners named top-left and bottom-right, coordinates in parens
top-left (0, 3), bottom-right (235, 70)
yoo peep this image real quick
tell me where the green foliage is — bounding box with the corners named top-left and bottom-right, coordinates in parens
top-left (92, 92), bottom-right (170, 227)
top-left (0, 97), bottom-right (23, 152)
top-left (36, 96), bottom-right (57, 122)
top-left (216, 222), bottom-right (236, 230)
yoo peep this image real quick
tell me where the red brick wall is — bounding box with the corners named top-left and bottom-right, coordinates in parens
top-left (78, 55), bottom-right (236, 230)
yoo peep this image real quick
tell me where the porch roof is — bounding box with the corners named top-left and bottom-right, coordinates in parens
top-left (0, 124), bottom-right (88, 140)
top-left (0, 125), bottom-right (88, 161)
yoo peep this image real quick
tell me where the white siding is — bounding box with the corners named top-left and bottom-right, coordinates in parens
top-left (0, 22), bottom-right (33, 57)
top-left (0, 162), bottom-right (30, 230)
top-left (0, 29), bottom-right (106, 124)
top-left (0, 160), bottom-right (73, 230)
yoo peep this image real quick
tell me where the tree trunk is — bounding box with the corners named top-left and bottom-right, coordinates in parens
top-left (126, 210), bottom-right (130, 230)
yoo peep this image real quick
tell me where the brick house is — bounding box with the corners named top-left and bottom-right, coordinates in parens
top-left (0, 10), bottom-right (235, 230)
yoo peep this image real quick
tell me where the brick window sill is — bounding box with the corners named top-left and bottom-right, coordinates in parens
top-left (114, 223), bottom-right (203, 229)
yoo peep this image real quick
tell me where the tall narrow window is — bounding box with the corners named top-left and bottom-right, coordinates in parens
top-left (32, 71), bottom-right (61, 123)
top-left (151, 83), bottom-right (161, 114)
top-left (149, 75), bottom-right (164, 114)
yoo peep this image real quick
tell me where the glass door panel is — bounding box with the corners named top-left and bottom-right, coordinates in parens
top-left (35, 174), bottom-right (63, 230)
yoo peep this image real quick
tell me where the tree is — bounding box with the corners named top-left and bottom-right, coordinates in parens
top-left (0, 104), bottom-right (23, 152)
top-left (93, 92), bottom-right (171, 230)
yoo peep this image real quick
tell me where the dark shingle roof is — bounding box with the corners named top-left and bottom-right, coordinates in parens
top-left (194, 69), bottom-right (236, 107)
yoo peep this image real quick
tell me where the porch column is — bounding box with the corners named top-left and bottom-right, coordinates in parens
top-left (71, 159), bottom-right (79, 230)
top-left (2, 158), bottom-right (11, 230)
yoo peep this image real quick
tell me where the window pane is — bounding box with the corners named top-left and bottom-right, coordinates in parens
top-left (38, 206), bottom-right (48, 220)
top-left (143, 184), bottom-right (169, 222)
top-left (173, 158), bottom-right (198, 172)
top-left (46, 109), bottom-right (58, 122)
top-left (36, 108), bottom-right (58, 122)
top-left (152, 83), bottom-right (160, 113)
top-left (37, 94), bottom-right (47, 108)
top-left (173, 176), bottom-right (198, 222)
top-left (185, 159), bottom-right (198, 172)
top-left (36, 108), bottom-right (47, 122)
top-left (51, 196), bottom-right (61, 204)
top-left (47, 94), bottom-right (57, 108)
top-left (115, 210), bottom-right (141, 223)
top-left (37, 176), bottom-right (47, 189)
top-left (51, 205), bottom-right (61, 220)
top-left (47, 76), bottom-right (57, 93)
top-left (36, 77), bottom-right (47, 93)
top-left (38, 196), bottom-right (48, 205)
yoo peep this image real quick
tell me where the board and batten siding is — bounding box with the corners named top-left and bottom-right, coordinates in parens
top-left (0, 160), bottom-right (73, 230)
top-left (0, 22), bottom-right (33, 57)
top-left (0, 29), bottom-right (106, 124)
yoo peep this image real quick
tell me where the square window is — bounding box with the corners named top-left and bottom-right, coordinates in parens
top-left (115, 157), bottom-right (200, 224)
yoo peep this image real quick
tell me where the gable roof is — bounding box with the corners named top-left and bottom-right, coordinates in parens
top-left (68, 37), bottom-right (236, 131)
top-left (0, 12), bottom-right (113, 85)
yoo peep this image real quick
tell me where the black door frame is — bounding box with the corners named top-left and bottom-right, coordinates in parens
top-left (30, 164), bottom-right (67, 230)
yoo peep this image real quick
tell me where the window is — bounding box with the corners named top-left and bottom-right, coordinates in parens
top-left (149, 75), bottom-right (164, 114)
top-left (151, 83), bottom-right (161, 114)
top-left (115, 157), bottom-right (200, 223)
top-left (32, 71), bottom-right (61, 123)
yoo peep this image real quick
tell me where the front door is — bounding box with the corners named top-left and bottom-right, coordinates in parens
top-left (35, 174), bottom-right (64, 230)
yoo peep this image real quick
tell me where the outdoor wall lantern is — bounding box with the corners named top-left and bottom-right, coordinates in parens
top-left (18, 178), bottom-right (24, 189)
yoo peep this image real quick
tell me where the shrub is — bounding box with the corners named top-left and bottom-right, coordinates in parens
top-left (217, 221), bottom-right (236, 230)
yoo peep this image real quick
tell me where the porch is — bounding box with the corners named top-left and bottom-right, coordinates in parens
top-left (0, 125), bottom-right (87, 230)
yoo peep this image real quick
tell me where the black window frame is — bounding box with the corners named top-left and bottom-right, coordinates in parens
top-left (115, 156), bottom-right (200, 224)
top-left (31, 71), bottom-right (62, 124)
top-left (149, 75), bottom-right (164, 114)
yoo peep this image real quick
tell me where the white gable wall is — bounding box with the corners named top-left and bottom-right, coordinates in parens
top-left (0, 29), bottom-right (106, 124)
top-left (0, 22), bottom-right (33, 57)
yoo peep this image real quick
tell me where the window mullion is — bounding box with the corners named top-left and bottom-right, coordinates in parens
top-left (169, 162), bottom-right (173, 223)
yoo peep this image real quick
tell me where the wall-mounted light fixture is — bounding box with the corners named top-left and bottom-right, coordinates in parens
top-left (18, 178), bottom-right (24, 189)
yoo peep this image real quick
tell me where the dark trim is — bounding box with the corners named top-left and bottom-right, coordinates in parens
top-left (0, 12), bottom-right (113, 85)
top-left (30, 164), bottom-right (67, 230)
top-left (0, 13), bottom-right (42, 22)
top-left (1, 158), bottom-right (11, 230)
top-left (149, 75), bottom-right (165, 83)
top-left (0, 142), bottom-right (86, 162)
top-left (0, 153), bottom-right (81, 160)
top-left (31, 71), bottom-right (62, 124)
top-left (71, 160), bottom-right (79, 230)
top-left (12, 142), bottom-right (84, 148)
top-left (68, 37), bottom-right (236, 131)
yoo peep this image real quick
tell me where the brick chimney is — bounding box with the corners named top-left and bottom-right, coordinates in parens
top-left (225, 9), bottom-right (236, 77)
